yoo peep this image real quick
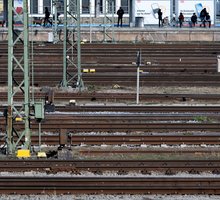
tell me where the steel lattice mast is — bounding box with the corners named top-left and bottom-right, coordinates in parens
top-left (7, 0), bottom-right (30, 154)
top-left (62, 0), bottom-right (84, 90)
top-left (103, 0), bottom-right (115, 42)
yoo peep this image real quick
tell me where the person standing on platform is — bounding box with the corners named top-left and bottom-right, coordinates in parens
top-left (200, 8), bottom-right (207, 24)
top-left (205, 12), bottom-right (211, 28)
top-left (191, 13), bottom-right (197, 27)
top-left (117, 7), bottom-right (124, 27)
top-left (199, 8), bottom-right (210, 27)
top-left (43, 7), bottom-right (52, 27)
top-left (178, 12), bottom-right (184, 28)
top-left (158, 9), bottom-right (163, 27)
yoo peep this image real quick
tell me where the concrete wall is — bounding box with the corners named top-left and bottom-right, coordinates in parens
top-left (1, 28), bottom-right (220, 43)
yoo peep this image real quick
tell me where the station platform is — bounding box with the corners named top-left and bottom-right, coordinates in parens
top-left (0, 26), bottom-right (220, 43)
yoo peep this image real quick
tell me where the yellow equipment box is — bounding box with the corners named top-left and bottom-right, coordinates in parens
top-left (17, 149), bottom-right (30, 158)
top-left (37, 152), bottom-right (47, 158)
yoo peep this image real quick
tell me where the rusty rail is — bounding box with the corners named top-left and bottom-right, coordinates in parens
top-left (1, 176), bottom-right (220, 194)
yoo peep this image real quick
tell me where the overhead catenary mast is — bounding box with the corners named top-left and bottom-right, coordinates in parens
top-left (62, 0), bottom-right (84, 90)
top-left (7, 0), bottom-right (31, 154)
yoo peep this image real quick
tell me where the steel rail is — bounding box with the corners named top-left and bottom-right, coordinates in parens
top-left (2, 76), bottom-right (220, 87)
top-left (1, 92), bottom-right (220, 103)
top-left (1, 176), bottom-right (220, 194)
top-left (1, 159), bottom-right (220, 174)
top-left (1, 105), bottom-right (220, 113)
top-left (1, 135), bottom-right (220, 146)
top-left (1, 122), bottom-right (220, 133)
top-left (1, 43), bottom-right (220, 87)
top-left (79, 149), bottom-right (220, 154)
top-left (1, 105), bottom-right (220, 133)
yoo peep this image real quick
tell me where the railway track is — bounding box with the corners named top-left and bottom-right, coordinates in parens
top-left (1, 159), bottom-right (220, 174)
top-left (1, 105), bottom-right (220, 134)
top-left (1, 176), bottom-right (220, 194)
top-left (2, 73), bottom-right (220, 87)
top-left (2, 105), bottom-right (220, 113)
top-left (25, 123), bottom-right (220, 133)
top-left (2, 92), bottom-right (220, 103)
top-left (48, 135), bottom-right (220, 146)
top-left (1, 43), bottom-right (220, 87)
top-left (1, 116), bottom-right (220, 133)
top-left (51, 105), bottom-right (220, 112)
top-left (1, 106), bottom-right (220, 146)
top-left (1, 135), bottom-right (220, 146)
top-left (2, 43), bottom-right (220, 196)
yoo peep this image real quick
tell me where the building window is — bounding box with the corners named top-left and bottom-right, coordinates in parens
top-left (107, 0), bottom-right (116, 13)
top-left (82, 0), bottom-right (90, 13)
top-left (57, 0), bottom-right (64, 14)
top-left (100, 0), bottom-right (103, 13)
top-left (217, 0), bottom-right (220, 21)
top-left (43, 0), bottom-right (51, 12)
top-left (121, 0), bottom-right (128, 14)
top-left (30, 0), bottom-right (38, 14)
top-left (100, 0), bottom-right (115, 14)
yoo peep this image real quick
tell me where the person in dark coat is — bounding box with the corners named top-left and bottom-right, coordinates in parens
top-left (43, 7), bottom-right (52, 27)
top-left (199, 8), bottom-right (208, 27)
top-left (205, 12), bottom-right (211, 28)
top-left (117, 7), bottom-right (124, 27)
top-left (200, 8), bottom-right (207, 21)
top-left (191, 13), bottom-right (197, 27)
top-left (158, 9), bottom-right (163, 27)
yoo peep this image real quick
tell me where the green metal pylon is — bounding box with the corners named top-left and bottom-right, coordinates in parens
top-left (7, 0), bottom-right (30, 154)
top-left (62, 0), bottom-right (84, 90)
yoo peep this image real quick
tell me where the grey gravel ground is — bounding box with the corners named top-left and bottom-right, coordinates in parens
top-left (1, 86), bottom-right (220, 199)
top-left (0, 195), bottom-right (220, 200)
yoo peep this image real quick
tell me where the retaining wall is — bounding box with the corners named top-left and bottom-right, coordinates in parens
top-left (1, 27), bottom-right (220, 43)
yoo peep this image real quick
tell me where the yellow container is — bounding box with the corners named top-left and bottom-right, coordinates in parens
top-left (17, 149), bottom-right (31, 158)
top-left (15, 117), bottom-right (22, 122)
